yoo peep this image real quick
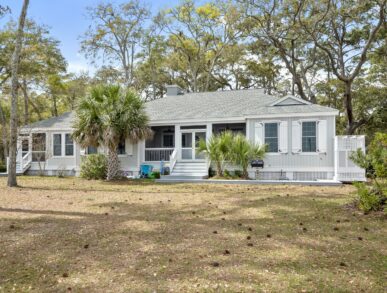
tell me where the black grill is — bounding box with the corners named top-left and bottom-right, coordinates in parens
top-left (251, 160), bottom-right (264, 168)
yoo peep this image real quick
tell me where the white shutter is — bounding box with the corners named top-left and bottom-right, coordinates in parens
top-left (279, 121), bottom-right (288, 153)
top-left (80, 148), bottom-right (86, 156)
top-left (317, 120), bottom-right (327, 153)
top-left (254, 122), bottom-right (264, 145)
top-left (292, 121), bottom-right (301, 153)
top-left (125, 139), bottom-right (133, 155)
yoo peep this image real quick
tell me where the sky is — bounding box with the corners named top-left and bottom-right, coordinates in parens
top-left (1, 0), bottom-right (179, 74)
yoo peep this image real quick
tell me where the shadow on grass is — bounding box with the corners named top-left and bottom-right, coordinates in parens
top-left (0, 187), bottom-right (385, 292)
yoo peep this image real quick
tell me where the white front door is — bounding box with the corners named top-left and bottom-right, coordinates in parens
top-left (181, 130), bottom-right (206, 160)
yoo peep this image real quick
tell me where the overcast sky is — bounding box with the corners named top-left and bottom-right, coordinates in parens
top-left (1, 0), bottom-right (180, 74)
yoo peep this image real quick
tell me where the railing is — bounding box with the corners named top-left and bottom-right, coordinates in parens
top-left (5, 151), bottom-right (32, 174)
top-left (145, 148), bottom-right (174, 161)
top-left (22, 151), bottom-right (32, 171)
top-left (169, 148), bottom-right (178, 172)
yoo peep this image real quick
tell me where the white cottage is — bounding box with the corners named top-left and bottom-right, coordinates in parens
top-left (13, 86), bottom-right (365, 182)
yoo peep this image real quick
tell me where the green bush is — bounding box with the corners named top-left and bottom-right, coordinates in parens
top-left (234, 170), bottom-right (243, 178)
top-left (353, 182), bottom-right (386, 213)
top-left (151, 171), bottom-right (160, 179)
top-left (80, 154), bottom-right (107, 180)
top-left (351, 132), bottom-right (386, 213)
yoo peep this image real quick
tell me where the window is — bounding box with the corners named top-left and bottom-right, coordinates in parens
top-left (117, 140), bottom-right (125, 155)
top-left (65, 134), bottom-right (74, 156)
top-left (163, 133), bottom-right (174, 147)
top-left (302, 121), bottom-right (317, 152)
top-left (53, 134), bottom-right (62, 156)
top-left (265, 123), bottom-right (278, 152)
top-left (32, 133), bottom-right (46, 162)
top-left (87, 146), bottom-right (98, 154)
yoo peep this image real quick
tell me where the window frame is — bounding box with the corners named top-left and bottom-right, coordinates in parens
top-left (301, 121), bottom-right (317, 153)
top-left (264, 122), bottom-right (279, 153)
top-left (52, 133), bottom-right (62, 157)
top-left (162, 133), bottom-right (174, 148)
top-left (51, 133), bottom-right (75, 158)
top-left (117, 140), bottom-right (126, 156)
top-left (86, 146), bottom-right (98, 155)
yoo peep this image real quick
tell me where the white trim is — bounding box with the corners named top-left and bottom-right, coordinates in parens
top-left (51, 132), bottom-right (75, 158)
top-left (148, 112), bottom-right (338, 126)
top-left (300, 120), bottom-right (318, 154)
top-left (269, 95), bottom-right (312, 106)
top-left (263, 121), bottom-right (280, 154)
top-left (19, 112), bottom-right (338, 133)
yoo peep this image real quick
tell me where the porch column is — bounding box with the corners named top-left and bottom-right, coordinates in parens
top-left (206, 123), bottom-right (212, 142)
top-left (175, 125), bottom-right (181, 160)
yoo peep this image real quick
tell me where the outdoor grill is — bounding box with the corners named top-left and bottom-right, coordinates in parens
top-left (251, 159), bottom-right (264, 168)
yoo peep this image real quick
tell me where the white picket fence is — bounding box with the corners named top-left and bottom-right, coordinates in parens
top-left (334, 136), bottom-right (366, 182)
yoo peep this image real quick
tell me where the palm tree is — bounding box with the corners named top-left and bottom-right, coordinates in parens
top-left (73, 85), bottom-right (152, 180)
top-left (230, 133), bottom-right (266, 179)
top-left (197, 131), bottom-right (233, 177)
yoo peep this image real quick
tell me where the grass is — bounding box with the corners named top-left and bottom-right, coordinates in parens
top-left (0, 177), bottom-right (386, 292)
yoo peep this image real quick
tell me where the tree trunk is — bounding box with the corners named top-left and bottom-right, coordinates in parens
top-left (21, 79), bottom-right (29, 125)
top-left (52, 94), bottom-right (58, 117)
top-left (8, 0), bottom-right (29, 187)
top-left (0, 102), bottom-right (8, 161)
top-left (107, 146), bottom-right (120, 180)
top-left (344, 80), bottom-right (355, 134)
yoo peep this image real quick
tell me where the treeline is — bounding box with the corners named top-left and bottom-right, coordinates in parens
top-left (0, 0), bottom-right (386, 163)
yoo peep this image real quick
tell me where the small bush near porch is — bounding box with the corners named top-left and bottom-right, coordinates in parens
top-left (0, 177), bottom-right (385, 292)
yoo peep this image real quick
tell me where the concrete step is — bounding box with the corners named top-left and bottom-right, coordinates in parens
top-left (160, 175), bottom-right (208, 180)
top-left (170, 172), bottom-right (208, 177)
top-left (173, 166), bottom-right (207, 171)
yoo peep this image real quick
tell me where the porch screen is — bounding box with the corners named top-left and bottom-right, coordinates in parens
top-left (32, 133), bottom-right (46, 162)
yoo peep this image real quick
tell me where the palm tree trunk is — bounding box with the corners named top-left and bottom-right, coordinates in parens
top-left (8, 0), bottom-right (29, 187)
top-left (107, 146), bottom-right (120, 180)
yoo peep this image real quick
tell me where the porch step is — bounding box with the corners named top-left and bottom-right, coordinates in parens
top-left (166, 160), bottom-right (208, 179)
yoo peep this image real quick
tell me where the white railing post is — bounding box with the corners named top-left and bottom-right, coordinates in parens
top-left (169, 148), bottom-right (178, 173)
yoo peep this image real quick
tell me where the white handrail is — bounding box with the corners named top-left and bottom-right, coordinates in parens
top-left (21, 151), bottom-right (32, 171)
top-left (169, 148), bottom-right (178, 172)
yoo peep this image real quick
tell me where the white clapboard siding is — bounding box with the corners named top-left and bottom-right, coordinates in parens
top-left (317, 120), bottom-right (327, 153)
top-left (254, 122), bottom-right (264, 145)
top-left (279, 121), bottom-right (288, 153)
top-left (125, 139), bottom-right (133, 155)
top-left (80, 148), bottom-right (86, 156)
top-left (292, 121), bottom-right (301, 153)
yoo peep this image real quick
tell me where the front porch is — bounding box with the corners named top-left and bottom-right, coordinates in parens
top-left (144, 123), bottom-right (247, 177)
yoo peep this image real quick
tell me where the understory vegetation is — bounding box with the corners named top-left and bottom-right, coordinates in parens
top-left (198, 131), bottom-right (266, 179)
top-left (0, 177), bottom-right (385, 292)
top-left (80, 154), bottom-right (107, 180)
top-left (351, 133), bottom-right (387, 213)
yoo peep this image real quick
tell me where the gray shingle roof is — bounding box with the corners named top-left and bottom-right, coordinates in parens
top-left (145, 89), bottom-right (337, 122)
top-left (22, 89), bottom-right (337, 130)
top-left (22, 111), bottom-right (75, 130)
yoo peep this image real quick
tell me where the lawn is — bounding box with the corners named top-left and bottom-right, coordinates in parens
top-left (0, 177), bottom-right (386, 293)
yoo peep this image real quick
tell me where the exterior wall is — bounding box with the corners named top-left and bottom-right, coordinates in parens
top-left (245, 115), bottom-right (336, 180)
top-left (27, 129), bottom-right (140, 177)
top-left (28, 129), bottom-right (78, 174)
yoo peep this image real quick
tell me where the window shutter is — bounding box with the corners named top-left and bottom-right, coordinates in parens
top-left (80, 148), bottom-right (86, 156)
top-left (292, 121), bottom-right (301, 153)
top-left (279, 121), bottom-right (288, 153)
top-left (125, 139), bottom-right (133, 155)
top-left (254, 122), bottom-right (264, 145)
top-left (317, 120), bottom-right (327, 153)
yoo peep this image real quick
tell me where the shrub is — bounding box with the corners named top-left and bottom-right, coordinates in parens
top-left (350, 133), bottom-right (386, 213)
top-left (353, 182), bottom-right (386, 213)
top-left (80, 154), bottom-right (107, 180)
top-left (229, 134), bottom-right (266, 179)
top-left (151, 171), bottom-right (161, 179)
top-left (234, 170), bottom-right (243, 178)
